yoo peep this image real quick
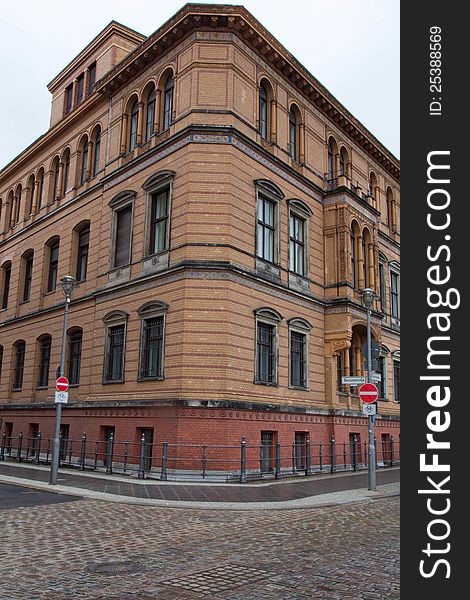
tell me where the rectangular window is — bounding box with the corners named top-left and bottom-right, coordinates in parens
top-left (256, 322), bottom-right (276, 383)
top-left (37, 338), bottom-right (51, 388)
top-left (377, 356), bottom-right (386, 398)
top-left (140, 317), bottom-right (164, 379)
top-left (289, 214), bottom-right (305, 275)
top-left (23, 255), bottom-right (33, 302)
top-left (13, 343), bottom-right (25, 390)
top-left (390, 271), bottom-right (400, 319)
top-left (149, 189), bottom-right (169, 255)
top-left (290, 330), bottom-right (307, 388)
top-left (2, 264), bottom-right (11, 309)
top-left (114, 205), bottom-right (132, 267)
top-left (47, 242), bottom-right (59, 292)
top-left (88, 62), bottom-right (96, 94)
top-left (351, 233), bottom-right (356, 286)
top-left (105, 325), bottom-right (125, 382)
top-left (68, 332), bottom-right (82, 385)
top-left (76, 74), bottom-right (84, 105)
top-left (256, 196), bottom-right (275, 263)
top-left (393, 361), bottom-right (400, 403)
top-left (76, 227), bottom-right (90, 282)
top-left (65, 85), bottom-right (73, 114)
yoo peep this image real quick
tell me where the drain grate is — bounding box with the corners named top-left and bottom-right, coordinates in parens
top-left (161, 564), bottom-right (270, 595)
top-left (86, 560), bottom-right (148, 576)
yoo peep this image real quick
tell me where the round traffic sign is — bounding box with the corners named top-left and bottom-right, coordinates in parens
top-left (358, 382), bottom-right (378, 404)
top-left (56, 376), bottom-right (69, 392)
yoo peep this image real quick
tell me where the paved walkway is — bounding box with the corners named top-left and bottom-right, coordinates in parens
top-left (0, 461), bottom-right (399, 510)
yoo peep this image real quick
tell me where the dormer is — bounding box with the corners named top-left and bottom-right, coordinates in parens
top-left (47, 21), bottom-right (146, 128)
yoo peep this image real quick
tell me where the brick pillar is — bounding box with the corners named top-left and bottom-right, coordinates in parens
top-left (299, 123), bottom-right (305, 164)
top-left (57, 161), bottom-right (65, 198)
top-left (154, 90), bottom-right (161, 135)
top-left (83, 68), bottom-right (90, 98)
top-left (357, 235), bottom-right (365, 289)
top-left (136, 102), bottom-right (144, 146)
top-left (72, 79), bottom-right (78, 109)
top-left (10, 195), bottom-right (17, 227)
top-left (270, 100), bottom-right (277, 144)
top-left (31, 180), bottom-right (40, 214)
top-left (120, 114), bottom-right (128, 154)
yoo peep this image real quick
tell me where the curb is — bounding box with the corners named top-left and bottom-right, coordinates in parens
top-left (0, 473), bottom-right (399, 511)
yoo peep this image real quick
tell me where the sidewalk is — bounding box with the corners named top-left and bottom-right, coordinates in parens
top-left (0, 461), bottom-right (399, 510)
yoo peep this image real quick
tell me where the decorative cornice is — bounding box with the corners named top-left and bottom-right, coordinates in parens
top-left (95, 4), bottom-right (399, 182)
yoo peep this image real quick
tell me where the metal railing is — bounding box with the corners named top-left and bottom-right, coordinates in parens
top-left (0, 431), bottom-right (400, 483)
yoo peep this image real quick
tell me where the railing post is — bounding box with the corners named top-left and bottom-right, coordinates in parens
top-left (123, 441), bottom-right (129, 473)
top-left (36, 432), bottom-right (42, 465)
top-left (202, 445), bottom-right (207, 479)
top-left (46, 438), bottom-right (51, 464)
top-left (352, 436), bottom-right (357, 471)
top-left (343, 441), bottom-right (347, 470)
top-left (240, 436), bottom-right (247, 483)
top-left (138, 433), bottom-right (146, 479)
top-left (330, 435), bottom-right (336, 473)
top-left (390, 436), bottom-right (395, 466)
top-left (275, 442), bottom-right (281, 479)
top-left (305, 434), bottom-right (312, 476)
top-left (94, 440), bottom-right (99, 469)
top-left (160, 442), bottom-right (168, 481)
top-left (319, 441), bottom-right (323, 472)
top-left (106, 433), bottom-right (114, 475)
top-left (18, 432), bottom-right (23, 462)
top-left (80, 432), bottom-right (86, 471)
top-left (374, 436), bottom-right (378, 468)
top-left (0, 432), bottom-right (5, 461)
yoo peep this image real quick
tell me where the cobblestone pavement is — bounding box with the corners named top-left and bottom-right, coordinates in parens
top-left (0, 492), bottom-right (399, 600)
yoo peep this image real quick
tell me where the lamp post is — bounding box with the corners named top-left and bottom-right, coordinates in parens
top-left (362, 287), bottom-right (376, 491)
top-left (50, 275), bottom-right (77, 485)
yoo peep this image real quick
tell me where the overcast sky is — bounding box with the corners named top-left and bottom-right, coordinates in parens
top-left (0, 0), bottom-right (399, 170)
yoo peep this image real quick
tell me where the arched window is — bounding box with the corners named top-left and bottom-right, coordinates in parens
top-left (362, 227), bottom-right (373, 289)
top-left (163, 74), bottom-right (174, 130)
top-left (259, 83), bottom-right (268, 140)
top-left (350, 221), bottom-right (360, 288)
top-left (80, 137), bottom-right (89, 185)
top-left (37, 335), bottom-right (52, 388)
top-left (12, 340), bottom-right (26, 390)
top-left (67, 328), bottom-right (83, 385)
top-left (289, 108), bottom-right (297, 160)
top-left (145, 87), bottom-right (156, 142)
top-left (129, 99), bottom-right (139, 151)
top-left (15, 184), bottom-right (22, 224)
top-left (339, 147), bottom-right (349, 177)
top-left (387, 187), bottom-right (395, 229)
top-left (21, 250), bottom-right (34, 303)
top-left (1, 261), bottom-right (12, 309)
top-left (62, 149), bottom-right (70, 194)
top-left (51, 157), bottom-right (60, 201)
top-left (75, 221), bottom-right (90, 282)
top-left (0, 344), bottom-right (3, 382)
top-left (92, 127), bottom-right (101, 177)
top-left (26, 174), bottom-right (35, 218)
top-left (46, 237), bottom-right (60, 293)
top-left (37, 167), bottom-right (44, 210)
top-left (327, 137), bottom-right (338, 180)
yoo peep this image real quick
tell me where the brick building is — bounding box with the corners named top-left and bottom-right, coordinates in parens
top-left (0, 4), bottom-right (399, 473)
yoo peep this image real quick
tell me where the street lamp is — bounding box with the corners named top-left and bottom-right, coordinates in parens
top-left (50, 275), bottom-right (77, 485)
top-left (362, 287), bottom-right (376, 491)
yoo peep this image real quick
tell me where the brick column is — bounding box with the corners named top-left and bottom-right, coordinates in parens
top-left (31, 180), bottom-right (40, 214)
top-left (86, 141), bottom-right (94, 180)
top-left (357, 235), bottom-right (365, 289)
top-left (136, 102), bottom-right (144, 145)
top-left (154, 90), bottom-right (161, 135)
top-left (83, 68), bottom-right (90, 98)
top-left (120, 114), bottom-right (128, 154)
top-left (270, 100), bottom-right (277, 144)
top-left (10, 195), bottom-right (17, 227)
top-left (72, 79), bottom-right (78, 109)
top-left (57, 161), bottom-right (65, 198)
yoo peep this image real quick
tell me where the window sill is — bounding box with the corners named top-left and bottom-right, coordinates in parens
top-left (36, 386), bottom-right (48, 391)
top-left (254, 380), bottom-right (278, 387)
top-left (288, 385), bottom-right (309, 391)
top-left (102, 379), bottom-right (125, 385)
top-left (137, 376), bottom-right (164, 382)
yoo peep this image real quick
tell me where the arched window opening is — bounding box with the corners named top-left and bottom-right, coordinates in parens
top-left (1, 261), bottom-right (12, 310)
top-left (259, 83), bottom-right (268, 140)
top-left (129, 99), bottom-right (139, 151)
top-left (163, 74), bottom-right (174, 130)
top-left (92, 128), bottom-right (101, 177)
top-left (75, 222), bottom-right (90, 282)
top-left (80, 138), bottom-right (89, 185)
top-left (289, 108), bottom-right (298, 160)
top-left (22, 250), bottom-right (34, 302)
top-left (145, 88), bottom-right (156, 142)
top-left (46, 237), bottom-right (60, 293)
top-left (62, 150), bottom-right (70, 194)
top-left (52, 157), bottom-right (60, 201)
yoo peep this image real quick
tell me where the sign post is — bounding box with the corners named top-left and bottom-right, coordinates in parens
top-left (362, 288), bottom-right (377, 491)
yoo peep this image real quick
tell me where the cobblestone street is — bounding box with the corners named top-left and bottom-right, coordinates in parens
top-left (0, 489), bottom-right (399, 600)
